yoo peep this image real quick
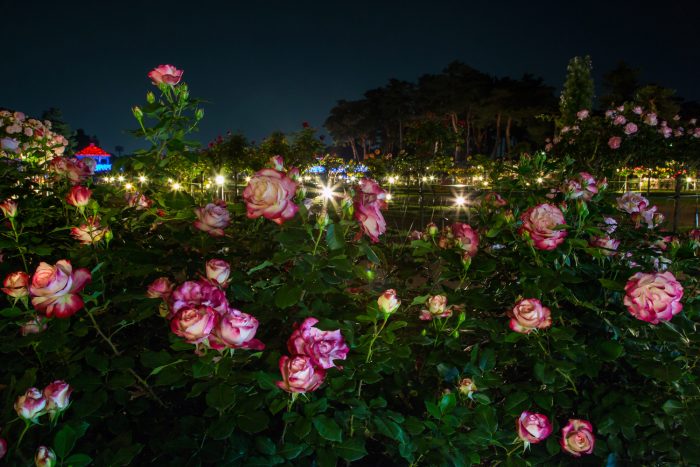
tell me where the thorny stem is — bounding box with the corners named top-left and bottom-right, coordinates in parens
top-left (86, 308), bottom-right (166, 407)
top-left (9, 217), bottom-right (28, 272)
top-left (280, 393), bottom-right (298, 444)
top-left (366, 314), bottom-right (389, 363)
top-left (312, 226), bottom-right (325, 255)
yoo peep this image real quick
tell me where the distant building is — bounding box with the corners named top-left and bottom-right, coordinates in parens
top-left (75, 143), bottom-right (112, 172)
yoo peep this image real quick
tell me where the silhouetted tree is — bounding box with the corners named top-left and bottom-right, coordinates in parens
top-left (600, 60), bottom-right (640, 108)
top-left (559, 56), bottom-right (595, 127)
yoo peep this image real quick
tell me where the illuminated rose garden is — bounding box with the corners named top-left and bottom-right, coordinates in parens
top-left (1, 64), bottom-right (699, 466)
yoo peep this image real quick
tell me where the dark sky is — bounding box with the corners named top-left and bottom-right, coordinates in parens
top-left (2, 0), bottom-right (699, 153)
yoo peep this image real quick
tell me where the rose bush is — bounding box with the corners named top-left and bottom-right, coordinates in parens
top-left (0, 68), bottom-right (698, 466)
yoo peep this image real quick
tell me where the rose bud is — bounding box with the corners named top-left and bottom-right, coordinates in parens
top-left (457, 378), bottom-right (477, 397)
top-left (269, 155), bottom-right (285, 171)
top-left (65, 185), bottom-right (92, 208)
top-left (560, 419), bottom-right (595, 457)
top-left (509, 298), bottom-right (552, 334)
top-left (276, 355), bottom-right (326, 393)
top-left (170, 306), bottom-right (216, 344)
top-left (194, 200), bottom-right (231, 237)
top-left (14, 387), bottom-right (47, 422)
top-left (517, 411), bottom-right (552, 444)
top-left (208, 308), bottom-right (265, 351)
top-left (377, 289), bottom-right (400, 314)
top-left (287, 317), bottom-right (349, 369)
top-left (205, 259), bottom-right (231, 288)
top-left (589, 235), bottom-right (620, 256)
top-left (0, 199), bottom-right (18, 218)
top-left (146, 277), bottom-right (175, 300)
top-left (2, 271), bottom-right (30, 298)
top-left (43, 380), bottom-right (72, 417)
top-left (35, 446), bottom-right (57, 467)
top-left (624, 271), bottom-right (683, 324)
top-left (21, 317), bottom-right (48, 336)
top-left (426, 222), bottom-right (439, 236)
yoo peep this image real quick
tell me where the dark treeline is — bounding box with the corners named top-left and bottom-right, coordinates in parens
top-left (324, 61), bottom-right (558, 162)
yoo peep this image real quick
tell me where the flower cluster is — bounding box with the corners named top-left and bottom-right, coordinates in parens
top-left (49, 156), bottom-right (95, 185)
top-left (243, 156), bottom-right (300, 225)
top-left (353, 178), bottom-right (388, 243)
top-left (616, 192), bottom-right (664, 229)
top-left (148, 260), bottom-right (264, 353)
top-left (419, 221), bottom-right (480, 262)
top-left (71, 216), bottom-right (110, 245)
top-left (277, 317), bottom-right (348, 393)
top-left (0, 110), bottom-right (68, 161)
top-left (29, 260), bottom-right (91, 318)
top-left (516, 413), bottom-right (594, 457)
top-left (14, 380), bottom-right (72, 423)
top-left (603, 104), bottom-right (699, 148)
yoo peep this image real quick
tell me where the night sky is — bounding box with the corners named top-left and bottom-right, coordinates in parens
top-left (2, 0), bottom-right (699, 153)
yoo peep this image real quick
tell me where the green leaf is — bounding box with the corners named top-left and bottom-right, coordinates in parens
top-left (410, 295), bottom-right (429, 306)
top-left (274, 285), bottom-right (303, 309)
top-left (277, 442), bottom-right (304, 460)
top-left (207, 415), bottom-right (237, 440)
top-left (255, 436), bottom-right (276, 456)
top-left (64, 453), bottom-right (93, 467)
top-left (599, 278), bottom-right (625, 291)
top-left (359, 242), bottom-right (380, 264)
top-left (662, 400), bottom-right (684, 416)
top-left (313, 415), bottom-right (343, 442)
top-left (439, 393), bottom-right (456, 415)
top-left (237, 411), bottom-right (270, 434)
top-left (109, 444), bottom-right (144, 466)
top-left (247, 260), bottom-right (274, 275)
top-left (316, 448), bottom-right (338, 467)
top-left (599, 341), bottom-right (624, 361)
top-left (0, 307), bottom-right (23, 318)
top-left (334, 436), bottom-right (367, 462)
top-left (206, 384), bottom-right (236, 411)
top-left (54, 425), bottom-right (79, 459)
top-left (326, 223), bottom-right (345, 250)
top-left (425, 400), bottom-right (441, 420)
top-left (479, 348), bottom-right (496, 372)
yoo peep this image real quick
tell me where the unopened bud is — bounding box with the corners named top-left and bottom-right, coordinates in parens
top-left (146, 92), bottom-right (155, 104)
top-left (195, 108), bottom-right (204, 120)
top-left (132, 106), bottom-right (143, 121)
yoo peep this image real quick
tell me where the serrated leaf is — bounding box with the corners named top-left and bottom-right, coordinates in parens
top-left (313, 415), bottom-right (342, 442)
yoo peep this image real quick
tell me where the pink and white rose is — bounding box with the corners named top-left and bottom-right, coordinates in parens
top-left (419, 294), bottom-right (452, 320)
top-left (616, 192), bottom-right (649, 214)
top-left (287, 317), bottom-right (349, 369)
top-left (14, 387), bottom-right (47, 422)
top-left (519, 204), bottom-right (567, 251)
top-left (644, 113), bottom-right (658, 126)
top-left (589, 236), bottom-right (620, 256)
top-left (624, 271), bottom-right (683, 324)
top-left (29, 260), bottom-right (91, 318)
top-left (276, 355), bottom-right (326, 393)
top-left (608, 136), bottom-right (622, 149)
top-left (205, 259), bottom-right (231, 288)
top-left (0, 198), bottom-right (17, 218)
top-left (194, 200), bottom-right (230, 237)
top-left (146, 277), bottom-right (175, 300)
top-left (20, 316), bottom-right (47, 335)
top-left (170, 305), bottom-right (217, 344)
top-left (509, 298), bottom-right (552, 334)
top-left (560, 419), bottom-right (595, 457)
top-left (49, 157), bottom-right (93, 185)
top-left (71, 217), bottom-right (109, 245)
top-left (624, 122), bottom-right (638, 135)
top-left (377, 289), bottom-right (400, 314)
top-left (354, 178), bottom-right (388, 243)
top-left (2, 271), bottom-right (30, 298)
top-left (451, 223), bottom-right (479, 257)
top-left (243, 162), bottom-right (299, 224)
top-left (517, 411), bottom-right (552, 444)
top-left (169, 279), bottom-right (228, 317)
top-left (66, 186), bottom-right (92, 208)
top-left (208, 308), bottom-right (264, 351)
top-left (35, 446), bottom-right (57, 467)
top-left (148, 64), bottom-right (183, 85)
top-left (613, 115), bottom-right (627, 126)
top-left (43, 380), bottom-right (72, 416)
top-left (576, 109), bottom-right (589, 120)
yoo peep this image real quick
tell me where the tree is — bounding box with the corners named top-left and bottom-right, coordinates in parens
top-left (559, 56), bottom-right (594, 127)
top-left (115, 145), bottom-right (125, 157)
top-left (600, 60), bottom-right (640, 108)
top-left (41, 107), bottom-right (74, 151)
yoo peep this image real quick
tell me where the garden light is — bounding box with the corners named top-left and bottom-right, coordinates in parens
top-left (245, 176), bottom-right (251, 183)
top-left (321, 185), bottom-right (335, 200)
top-left (388, 176), bottom-right (396, 185)
top-left (172, 182), bottom-right (181, 191)
top-left (124, 183), bottom-right (133, 190)
top-left (118, 175), bottom-right (125, 182)
top-left (455, 196), bottom-right (466, 206)
top-left (138, 175), bottom-right (147, 183)
top-left (537, 177), bottom-right (544, 183)
top-left (215, 175), bottom-right (225, 185)
top-left (386, 193), bottom-right (393, 201)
